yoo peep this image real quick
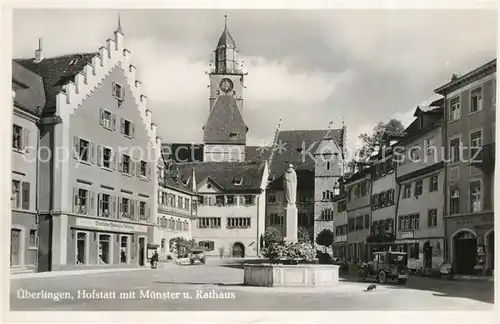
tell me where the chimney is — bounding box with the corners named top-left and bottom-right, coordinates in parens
top-left (34, 38), bottom-right (43, 63)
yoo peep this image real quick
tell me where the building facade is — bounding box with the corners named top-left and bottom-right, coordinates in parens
top-left (332, 192), bottom-right (347, 261)
top-left (368, 153), bottom-right (397, 253)
top-left (16, 25), bottom-right (159, 271)
top-left (10, 61), bottom-right (46, 273)
top-left (313, 129), bottom-right (343, 249)
top-left (345, 168), bottom-right (372, 262)
top-left (394, 103), bottom-right (446, 270)
top-left (434, 59), bottom-right (496, 275)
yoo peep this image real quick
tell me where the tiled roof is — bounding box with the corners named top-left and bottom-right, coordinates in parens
top-left (12, 61), bottom-right (46, 116)
top-left (175, 161), bottom-right (265, 193)
top-left (161, 143), bottom-right (204, 163)
top-left (203, 95), bottom-right (247, 144)
top-left (269, 129), bottom-right (343, 177)
top-left (245, 145), bottom-right (272, 162)
top-left (266, 129), bottom-right (342, 190)
top-left (15, 53), bottom-right (96, 116)
top-left (217, 27), bottom-right (236, 48)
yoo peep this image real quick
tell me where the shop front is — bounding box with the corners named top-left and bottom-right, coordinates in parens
top-left (395, 231), bottom-right (444, 271)
top-left (55, 216), bottom-right (150, 271)
top-left (446, 213), bottom-right (494, 275)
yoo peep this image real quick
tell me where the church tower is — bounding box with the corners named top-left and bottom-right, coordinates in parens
top-left (203, 16), bottom-right (248, 162)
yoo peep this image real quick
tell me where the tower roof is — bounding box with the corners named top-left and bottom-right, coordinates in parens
top-left (203, 95), bottom-right (247, 144)
top-left (217, 15), bottom-right (236, 48)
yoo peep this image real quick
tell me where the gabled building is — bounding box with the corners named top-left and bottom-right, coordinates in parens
top-left (434, 59), bottom-right (495, 275)
top-left (176, 161), bottom-right (268, 257)
top-left (345, 166), bottom-right (373, 262)
top-left (15, 22), bottom-right (160, 272)
top-left (394, 100), bottom-right (445, 270)
top-left (313, 127), bottom-right (345, 248)
top-left (10, 61), bottom-right (46, 273)
top-left (265, 129), bottom-right (344, 241)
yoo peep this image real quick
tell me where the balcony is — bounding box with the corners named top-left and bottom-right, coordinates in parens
top-left (470, 143), bottom-right (495, 173)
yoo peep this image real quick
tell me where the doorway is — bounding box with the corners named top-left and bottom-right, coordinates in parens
top-left (232, 242), bottom-right (245, 258)
top-left (138, 237), bottom-right (145, 266)
top-left (423, 241), bottom-right (432, 269)
top-left (11, 229), bottom-right (21, 266)
top-left (453, 230), bottom-right (477, 275)
top-left (486, 230), bottom-right (494, 271)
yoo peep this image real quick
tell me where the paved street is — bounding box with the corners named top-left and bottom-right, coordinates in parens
top-left (10, 259), bottom-right (494, 311)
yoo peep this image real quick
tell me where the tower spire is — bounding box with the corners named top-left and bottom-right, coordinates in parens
top-left (117, 14), bottom-right (123, 34)
top-left (224, 14), bottom-right (228, 29)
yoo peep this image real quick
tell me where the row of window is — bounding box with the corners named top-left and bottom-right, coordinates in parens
top-left (371, 189), bottom-right (396, 210)
top-left (12, 124), bottom-right (30, 152)
top-left (158, 191), bottom-right (191, 211)
top-left (348, 214), bottom-right (370, 232)
top-left (197, 217), bottom-right (252, 229)
top-left (335, 224), bottom-right (348, 236)
top-left (449, 129), bottom-right (482, 164)
top-left (157, 217), bottom-right (189, 231)
top-left (267, 213), bottom-right (312, 227)
top-left (449, 180), bottom-right (482, 215)
top-left (321, 189), bottom-right (337, 201)
top-left (374, 159), bottom-right (395, 179)
top-left (76, 231), bottom-right (134, 265)
top-left (402, 174), bottom-right (439, 199)
top-left (371, 218), bottom-right (394, 236)
top-left (74, 137), bottom-right (152, 180)
top-left (320, 208), bottom-right (334, 221)
top-left (199, 195), bottom-right (255, 206)
top-left (347, 179), bottom-right (369, 201)
top-left (73, 187), bottom-right (150, 221)
top-left (267, 192), bottom-right (314, 204)
top-left (448, 83), bottom-right (495, 122)
top-left (11, 180), bottom-right (30, 210)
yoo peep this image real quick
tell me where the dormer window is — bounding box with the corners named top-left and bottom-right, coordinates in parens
top-left (233, 175), bottom-right (243, 186)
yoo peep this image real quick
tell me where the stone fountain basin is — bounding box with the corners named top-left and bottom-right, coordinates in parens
top-left (243, 263), bottom-right (340, 287)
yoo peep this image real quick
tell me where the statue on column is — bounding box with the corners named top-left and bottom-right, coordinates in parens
top-left (283, 164), bottom-right (297, 205)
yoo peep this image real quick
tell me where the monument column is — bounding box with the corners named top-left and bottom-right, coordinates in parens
top-left (283, 164), bottom-right (298, 242)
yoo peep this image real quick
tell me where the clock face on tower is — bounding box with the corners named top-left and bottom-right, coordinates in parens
top-left (219, 78), bottom-right (234, 93)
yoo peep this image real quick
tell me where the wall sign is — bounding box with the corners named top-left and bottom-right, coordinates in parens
top-left (401, 231), bottom-right (414, 239)
top-left (76, 218), bottom-right (147, 233)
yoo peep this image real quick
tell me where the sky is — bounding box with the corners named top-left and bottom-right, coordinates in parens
top-left (12, 9), bottom-right (497, 154)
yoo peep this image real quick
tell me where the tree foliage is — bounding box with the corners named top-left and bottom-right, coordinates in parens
top-left (315, 229), bottom-right (334, 251)
top-left (297, 226), bottom-right (311, 244)
top-left (169, 237), bottom-right (197, 258)
top-left (357, 119), bottom-right (405, 161)
top-left (264, 226), bottom-right (282, 247)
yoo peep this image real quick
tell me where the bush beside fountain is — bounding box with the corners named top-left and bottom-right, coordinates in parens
top-left (243, 241), bottom-right (340, 287)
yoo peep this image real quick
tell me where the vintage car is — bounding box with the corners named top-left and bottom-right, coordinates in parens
top-left (358, 251), bottom-right (409, 284)
top-left (188, 247), bottom-right (206, 265)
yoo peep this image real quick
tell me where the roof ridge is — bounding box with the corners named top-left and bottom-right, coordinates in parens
top-left (14, 52), bottom-right (98, 62)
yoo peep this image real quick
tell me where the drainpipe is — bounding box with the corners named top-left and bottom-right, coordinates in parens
top-left (442, 93), bottom-right (449, 262)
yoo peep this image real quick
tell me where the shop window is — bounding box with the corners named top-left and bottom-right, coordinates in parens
top-left (76, 232), bottom-right (87, 265)
top-left (98, 234), bottom-right (112, 265)
top-left (199, 241), bottom-right (215, 251)
top-left (120, 236), bottom-right (128, 264)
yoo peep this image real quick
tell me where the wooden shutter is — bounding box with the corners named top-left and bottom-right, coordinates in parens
top-left (130, 199), bottom-right (135, 219)
top-left (90, 142), bottom-right (95, 164)
top-left (23, 128), bottom-right (30, 151)
top-left (99, 108), bottom-right (104, 126)
top-left (73, 136), bottom-right (79, 159)
top-left (96, 145), bottom-right (102, 166)
top-left (73, 187), bottom-right (79, 213)
top-left (120, 118), bottom-right (125, 134)
top-left (146, 204), bottom-right (150, 221)
top-left (120, 86), bottom-right (125, 100)
top-left (147, 163), bottom-right (152, 180)
top-left (110, 196), bottom-right (116, 218)
top-left (112, 114), bottom-right (117, 130)
top-left (136, 162), bottom-right (141, 177)
top-left (22, 182), bottom-right (30, 210)
top-left (89, 191), bottom-right (95, 215)
top-left (118, 154), bottom-right (123, 172)
top-left (130, 161), bottom-right (135, 176)
top-left (118, 197), bottom-right (122, 218)
top-left (97, 193), bottom-right (102, 217)
top-left (131, 123), bottom-right (135, 138)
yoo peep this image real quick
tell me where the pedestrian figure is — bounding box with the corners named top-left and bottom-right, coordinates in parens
top-left (151, 251), bottom-right (159, 269)
top-left (121, 249), bottom-right (126, 263)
